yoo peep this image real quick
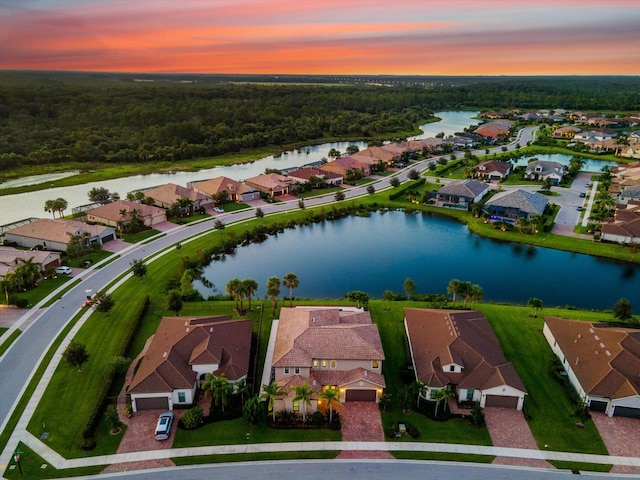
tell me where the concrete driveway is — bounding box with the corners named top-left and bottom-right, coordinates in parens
top-left (591, 413), bottom-right (640, 475)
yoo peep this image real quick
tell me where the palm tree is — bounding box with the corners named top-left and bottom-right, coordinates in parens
top-left (527, 297), bottom-right (544, 317)
top-left (1, 273), bottom-right (16, 304)
top-left (260, 381), bottom-right (285, 423)
top-left (282, 272), bottom-right (299, 307)
top-left (459, 281), bottom-right (473, 308)
top-left (447, 279), bottom-right (462, 307)
top-left (319, 386), bottom-right (341, 424)
top-left (226, 278), bottom-right (242, 312)
top-left (44, 199), bottom-right (57, 218)
top-left (469, 284), bottom-right (484, 309)
top-left (530, 214), bottom-right (543, 234)
top-left (53, 197), bottom-right (68, 218)
top-left (15, 256), bottom-right (42, 289)
top-left (235, 378), bottom-right (251, 404)
top-left (292, 381), bottom-right (314, 422)
top-left (203, 374), bottom-right (232, 413)
top-left (412, 380), bottom-right (426, 408)
top-left (433, 386), bottom-right (455, 416)
top-left (266, 276), bottom-right (281, 315)
top-left (242, 279), bottom-right (258, 311)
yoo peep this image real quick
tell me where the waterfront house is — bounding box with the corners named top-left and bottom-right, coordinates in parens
top-left (482, 189), bottom-right (548, 223)
top-left (435, 179), bottom-right (489, 209)
top-left (85, 200), bottom-right (167, 228)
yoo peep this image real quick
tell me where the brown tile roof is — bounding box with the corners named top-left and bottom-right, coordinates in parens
top-left (287, 168), bottom-right (342, 181)
top-left (129, 316), bottom-right (252, 394)
top-left (272, 308), bottom-right (385, 368)
top-left (320, 157), bottom-right (369, 174)
top-left (476, 160), bottom-right (511, 175)
top-left (86, 200), bottom-right (165, 222)
top-left (405, 308), bottom-right (526, 393)
top-left (144, 183), bottom-right (211, 205)
top-left (0, 246), bottom-right (61, 274)
top-left (544, 317), bottom-right (640, 400)
top-left (6, 218), bottom-right (111, 245)
top-left (474, 121), bottom-right (512, 138)
top-left (191, 176), bottom-right (243, 196)
top-left (351, 146), bottom-right (397, 164)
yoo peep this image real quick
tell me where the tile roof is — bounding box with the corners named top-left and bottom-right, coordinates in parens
top-left (545, 317), bottom-right (640, 400)
top-left (144, 183), bottom-right (211, 205)
top-left (190, 176), bottom-right (243, 196)
top-left (525, 160), bottom-right (565, 176)
top-left (272, 308), bottom-right (385, 368)
top-left (129, 316), bottom-right (252, 394)
top-left (476, 160), bottom-right (511, 175)
top-left (5, 218), bottom-right (112, 245)
top-left (287, 167), bottom-right (342, 181)
top-left (438, 179), bottom-right (489, 199)
top-left (0, 246), bottom-right (61, 274)
top-left (86, 200), bottom-right (165, 222)
top-left (474, 121), bottom-right (512, 138)
top-left (245, 173), bottom-right (300, 190)
top-left (484, 189), bottom-right (548, 215)
top-left (405, 308), bottom-right (526, 393)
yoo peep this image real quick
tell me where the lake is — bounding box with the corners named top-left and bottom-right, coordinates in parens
top-left (510, 153), bottom-right (617, 172)
top-left (0, 111), bottom-right (479, 225)
top-left (195, 211), bottom-right (640, 311)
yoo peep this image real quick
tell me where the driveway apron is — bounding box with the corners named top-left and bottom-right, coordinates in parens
top-left (336, 402), bottom-right (393, 459)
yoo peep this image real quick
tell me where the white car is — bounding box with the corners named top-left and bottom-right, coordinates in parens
top-left (154, 411), bottom-right (174, 440)
top-left (55, 266), bottom-right (72, 275)
top-left (213, 206), bottom-right (224, 213)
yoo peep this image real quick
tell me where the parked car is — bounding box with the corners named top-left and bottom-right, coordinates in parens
top-left (577, 206), bottom-right (584, 211)
top-left (213, 206), bottom-right (224, 213)
top-left (154, 411), bottom-right (174, 440)
top-left (55, 266), bottom-right (72, 275)
top-left (579, 192), bottom-right (586, 198)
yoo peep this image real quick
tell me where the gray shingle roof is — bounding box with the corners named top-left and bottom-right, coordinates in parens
top-left (438, 179), bottom-right (489, 198)
top-left (484, 189), bottom-right (548, 215)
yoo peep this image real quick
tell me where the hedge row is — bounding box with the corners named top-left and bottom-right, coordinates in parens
top-left (388, 178), bottom-right (426, 200)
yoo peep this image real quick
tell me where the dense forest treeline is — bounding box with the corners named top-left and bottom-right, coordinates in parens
top-left (1, 72), bottom-right (638, 172)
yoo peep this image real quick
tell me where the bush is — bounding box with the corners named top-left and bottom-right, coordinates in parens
top-left (180, 406), bottom-right (204, 430)
top-left (467, 402), bottom-right (486, 427)
top-left (388, 178), bottom-right (426, 200)
top-left (310, 411), bottom-right (325, 425)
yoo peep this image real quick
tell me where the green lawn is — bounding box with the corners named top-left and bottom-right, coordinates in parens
top-left (0, 329), bottom-right (20, 356)
top-left (392, 451), bottom-right (495, 463)
top-left (173, 417), bottom-right (341, 448)
top-left (2, 443), bottom-right (104, 480)
top-left (4, 275), bottom-right (71, 308)
top-left (122, 229), bottom-right (161, 243)
top-left (295, 186), bottom-right (342, 199)
top-left (549, 460), bottom-right (612, 473)
top-left (172, 450), bottom-right (340, 466)
top-left (476, 304), bottom-right (608, 454)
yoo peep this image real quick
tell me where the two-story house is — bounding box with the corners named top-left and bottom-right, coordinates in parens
top-left (268, 307), bottom-right (386, 414)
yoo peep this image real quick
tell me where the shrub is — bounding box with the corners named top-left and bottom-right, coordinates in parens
top-left (242, 396), bottom-right (265, 426)
top-left (468, 402), bottom-right (486, 427)
top-left (310, 411), bottom-right (325, 425)
top-left (180, 406), bottom-right (204, 430)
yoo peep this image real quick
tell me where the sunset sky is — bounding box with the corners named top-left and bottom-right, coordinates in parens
top-left (1, 0), bottom-right (639, 75)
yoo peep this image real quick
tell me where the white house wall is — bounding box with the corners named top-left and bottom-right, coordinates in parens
top-left (131, 392), bottom-right (172, 413)
top-left (171, 383), bottom-right (197, 406)
top-left (543, 322), bottom-right (589, 402)
top-left (480, 384), bottom-right (526, 410)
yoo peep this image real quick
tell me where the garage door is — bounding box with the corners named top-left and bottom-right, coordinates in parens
top-left (485, 395), bottom-right (519, 409)
top-left (345, 389), bottom-right (377, 402)
top-left (135, 397), bottom-right (169, 410)
top-left (589, 400), bottom-right (608, 413)
top-left (612, 406), bottom-right (640, 419)
top-left (102, 234), bottom-right (115, 243)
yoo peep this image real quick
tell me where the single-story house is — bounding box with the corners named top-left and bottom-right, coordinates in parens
top-left (475, 160), bottom-right (512, 182)
top-left (435, 179), bottom-right (489, 209)
top-left (244, 173), bottom-right (301, 198)
top-left (85, 200), bottom-right (167, 228)
top-left (188, 176), bottom-right (261, 202)
top-left (351, 146), bottom-right (398, 166)
top-left (483, 189), bottom-right (548, 223)
top-left (320, 157), bottom-right (371, 177)
top-left (0, 246), bottom-right (61, 278)
top-left (268, 307), bottom-right (386, 414)
top-left (142, 183), bottom-right (212, 210)
top-left (3, 218), bottom-right (115, 252)
top-left (524, 160), bottom-right (566, 185)
top-left (601, 202), bottom-right (640, 244)
top-left (287, 167), bottom-right (343, 186)
top-left (473, 121), bottom-right (512, 142)
top-left (574, 130), bottom-right (616, 143)
top-left (405, 308), bottom-right (527, 410)
top-left (553, 126), bottom-right (581, 139)
top-left (128, 316), bottom-right (252, 412)
top-left (543, 317), bottom-right (640, 418)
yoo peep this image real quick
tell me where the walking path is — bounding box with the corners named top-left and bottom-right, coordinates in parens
top-left (582, 181), bottom-right (599, 227)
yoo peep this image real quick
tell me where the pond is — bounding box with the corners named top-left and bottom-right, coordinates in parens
top-left (195, 211), bottom-right (639, 311)
top-left (510, 153), bottom-right (617, 172)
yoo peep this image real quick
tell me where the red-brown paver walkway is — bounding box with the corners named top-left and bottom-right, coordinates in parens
top-left (336, 402), bottom-right (393, 459)
top-left (591, 412), bottom-right (640, 475)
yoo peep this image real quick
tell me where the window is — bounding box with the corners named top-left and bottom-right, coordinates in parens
top-left (293, 400), bottom-right (299, 412)
top-left (330, 360), bottom-right (336, 368)
top-left (371, 360), bottom-right (379, 369)
top-left (466, 389), bottom-right (474, 400)
top-left (294, 367), bottom-right (300, 374)
top-left (284, 367), bottom-right (290, 374)
top-left (178, 392), bottom-right (186, 403)
top-left (322, 360), bottom-right (327, 368)
top-left (449, 365), bottom-right (455, 372)
top-left (313, 359), bottom-right (318, 368)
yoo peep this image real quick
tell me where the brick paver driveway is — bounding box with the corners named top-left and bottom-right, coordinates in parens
top-left (484, 407), bottom-right (553, 469)
top-left (591, 413), bottom-right (640, 474)
top-left (336, 402), bottom-right (393, 459)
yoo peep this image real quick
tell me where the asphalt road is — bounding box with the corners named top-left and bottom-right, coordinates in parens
top-left (81, 459), bottom-right (618, 480)
top-left (0, 126), bottom-right (538, 441)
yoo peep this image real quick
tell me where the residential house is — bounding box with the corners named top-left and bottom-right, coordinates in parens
top-left (405, 308), bottom-right (527, 410)
top-left (573, 130), bottom-right (616, 144)
top-left (0, 246), bottom-right (61, 279)
top-left (543, 317), bottom-right (640, 418)
top-left (128, 316), bottom-right (252, 412)
top-left (189, 176), bottom-right (261, 202)
top-left (85, 200), bottom-right (167, 228)
top-left (601, 201), bottom-right (640, 244)
top-left (524, 160), bottom-right (566, 185)
top-left (483, 189), bottom-right (548, 223)
top-left (287, 168), bottom-right (343, 186)
top-left (473, 121), bottom-right (512, 142)
top-left (268, 307), bottom-right (385, 414)
top-left (435, 179), bottom-right (489, 210)
top-left (351, 146), bottom-right (397, 167)
top-left (143, 183), bottom-right (212, 210)
top-left (553, 126), bottom-right (581, 139)
top-left (320, 156), bottom-right (371, 178)
top-left (441, 135), bottom-right (477, 150)
top-left (244, 173), bottom-right (301, 198)
top-left (3, 218), bottom-right (115, 252)
top-left (475, 160), bottom-right (512, 182)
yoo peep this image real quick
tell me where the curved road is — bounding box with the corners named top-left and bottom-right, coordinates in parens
top-left (0, 127), bottom-right (537, 463)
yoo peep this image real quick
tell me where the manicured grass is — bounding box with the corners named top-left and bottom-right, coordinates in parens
top-left (0, 328), bottom-right (20, 356)
top-left (548, 460), bottom-right (612, 473)
top-left (296, 186), bottom-right (342, 199)
top-left (221, 202), bottom-right (251, 212)
top-left (2, 443), bottom-right (105, 480)
top-left (122, 229), bottom-right (162, 243)
top-left (65, 250), bottom-right (112, 268)
top-left (392, 451), bottom-right (495, 463)
top-left (172, 417), bottom-right (341, 448)
top-left (6, 275), bottom-right (71, 308)
top-left (476, 304), bottom-right (608, 455)
top-left (172, 450), bottom-right (340, 466)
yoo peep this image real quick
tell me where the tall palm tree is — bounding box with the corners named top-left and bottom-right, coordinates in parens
top-left (282, 272), bottom-right (299, 307)
top-left (459, 281), bottom-right (473, 309)
top-left (260, 381), bottom-right (285, 422)
top-left (447, 279), bottom-right (462, 307)
top-left (203, 374), bottom-right (232, 413)
top-left (53, 197), bottom-right (68, 218)
top-left (44, 199), bottom-right (57, 218)
top-left (1, 272), bottom-right (16, 304)
top-left (319, 386), bottom-right (341, 424)
top-left (292, 381), bottom-right (314, 422)
top-left (266, 276), bottom-right (281, 315)
top-left (226, 278), bottom-right (242, 312)
top-left (412, 380), bottom-right (426, 408)
top-left (433, 386), bottom-right (455, 416)
top-left (527, 297), bottom-right (544, 317)
top-left (235, 378), bottom-right (251, 404)
top-left (15, 256), bottom-right (42, 289)
top-left (242, 279), bottom-right (258, 311)
top-left (469, 284), bottom-right (484, 309)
